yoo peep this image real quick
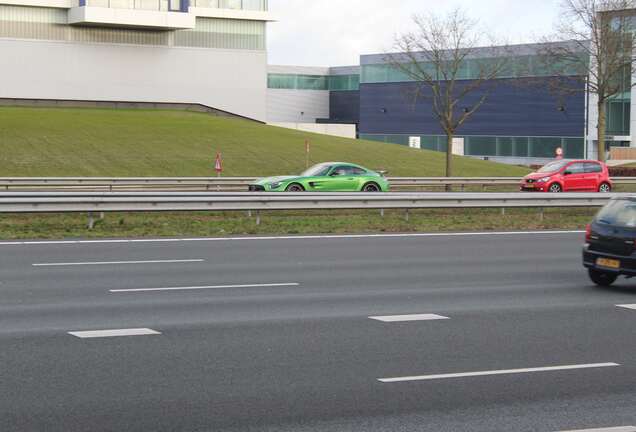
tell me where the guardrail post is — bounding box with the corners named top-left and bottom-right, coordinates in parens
top-left (380, 209), bottom-right (385, 218)
top-left (501, 208), bottom-right (506, 216)
top-left (247, 210), bottom-right (252, 218)
top-left (255, 210), bottom-right (261, 226)
top-left (99, 212), bottom-right (105, 220)
top-left (87, 212), bottom-right (95, 230)
top-left (405, 209), bottom-right (410, 222)
top-left (539, 207), bottom-right (544, 221)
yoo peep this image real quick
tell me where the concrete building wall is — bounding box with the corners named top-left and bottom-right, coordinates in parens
top-left (266, 89), bottom-right (329, 123)
top-left (0, 38), bottom-right (268, 121)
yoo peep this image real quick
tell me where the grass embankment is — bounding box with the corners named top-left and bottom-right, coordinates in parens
top-left (0, 107), bottom-right (568, 240)
top-left (0, 107), bottom-right (529, 177)
top-left (0, 208), bottom-right (593, 240)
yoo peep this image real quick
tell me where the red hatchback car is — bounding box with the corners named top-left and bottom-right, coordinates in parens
top-left (520, 160), bottom-right (612, 193)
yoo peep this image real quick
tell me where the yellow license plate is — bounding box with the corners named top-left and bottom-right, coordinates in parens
top-left (597, 258), bottom-right (620, 269)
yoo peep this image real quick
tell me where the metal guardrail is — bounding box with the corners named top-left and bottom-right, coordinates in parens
top-left (0, 191), bottom-right (618, 228)
top-left (0, 192), bottom-right (621, 213)
top-left (2, 177), bottom-right (636, 192)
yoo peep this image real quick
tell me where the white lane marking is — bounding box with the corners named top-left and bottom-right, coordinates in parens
top-left (109, 282), bottom-right (300, 293)
top-left (68, 328), bottom-right (161, 338)
top-left (369, 314), bottom-right (449, 322)
top-left (617, 304), bottom-right (636, 310)
top-left (33, 259), bottom-right (204, 267)
top-left (558, 427), bottom-right (636, 432)
top-left (378, 363), bottom-right (620, 383)
top-left (0, 230), bottom-right (584, 246)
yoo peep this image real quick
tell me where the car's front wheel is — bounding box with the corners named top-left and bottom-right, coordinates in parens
top-left (588, 268), bottom-right (618, 287)
top-left (548, 183), bottom-right (562, 193)
top-left (285, 183), bottom-right (304, 192)
top-left (599, 182), bottom-right (612, 193)
top-left (362, 182), bottom-right (381, 192)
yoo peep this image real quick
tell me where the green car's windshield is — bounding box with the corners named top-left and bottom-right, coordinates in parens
top-left (301, 164), bottom-right (332, 177)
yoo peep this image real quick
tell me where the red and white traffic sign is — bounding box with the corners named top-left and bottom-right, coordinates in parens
top-left (555, 147), bottom-right (563, 159)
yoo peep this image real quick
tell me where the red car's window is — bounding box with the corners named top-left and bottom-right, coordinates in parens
top-left (566, 163), bottom-right (585, 174)
top-left (584, 163), bottom-right (603, 173)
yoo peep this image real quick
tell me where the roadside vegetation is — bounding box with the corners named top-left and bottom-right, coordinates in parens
top-left (0, 208), bottom-right (594, 240)
top-left (0, 107), bottom-right (529, 177)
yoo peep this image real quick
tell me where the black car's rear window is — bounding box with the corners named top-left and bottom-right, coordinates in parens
top-left (595, 199), bottom-right (636, 228)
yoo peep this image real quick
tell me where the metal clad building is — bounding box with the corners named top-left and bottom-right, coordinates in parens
top-left (0, 0), bottom-right (273, 121)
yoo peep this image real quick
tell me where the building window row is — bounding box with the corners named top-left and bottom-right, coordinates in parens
top-left (359, 134), bottom-right (586, 159)
top-left (267, 73), bottom-right (360, 91)
top-left (0, 6), bottom-right (266, 50)
top-left (360, 54), bottom-right (589, 84)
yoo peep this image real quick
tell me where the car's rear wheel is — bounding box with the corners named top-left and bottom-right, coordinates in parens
top-left (285, 183), bottom-right (304, 192)
top-left (599, 182), bottom-right (612, 193)
top-left (548, 183), bottom-right (562, 193)
top-left (588, 268), bottom-right (618, 287)
top-left (362, 182), bottom-right (381, 192)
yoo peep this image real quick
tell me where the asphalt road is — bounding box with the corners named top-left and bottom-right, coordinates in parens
top-left (2, 231), bottom-right (636, 432)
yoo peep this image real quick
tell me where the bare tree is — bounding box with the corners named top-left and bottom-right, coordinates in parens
top-left (541, 0), bottom-right (636, 162)
top-left (386, 9), bottom-right (509, 178)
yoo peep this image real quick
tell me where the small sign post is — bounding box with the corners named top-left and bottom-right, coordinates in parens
top-left (409, 136), bottom-right (421, 149)
top-left (555, 147), bottom-right (564, 160)
top-left (305, 139), bottom-right (310, 169)
top-left (214, 152), bottom-right (223, 191)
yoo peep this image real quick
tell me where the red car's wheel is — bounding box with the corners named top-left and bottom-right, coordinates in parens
top-left (599, 183), bottom-right (612, 193)
top-left (548, 183), bottom-right (562, 193)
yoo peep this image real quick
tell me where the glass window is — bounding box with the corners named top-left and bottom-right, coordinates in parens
top-left (331, 166), bottom-right (352, 176)
top-left (566, 163), bottom-right (586, 174)
top-left (595, 199), bottom-right (636, 228)
top-left (351, 167), bottom-right (367, 175)
top-left (529, 137), bottom-right (562, 158)
top-left (538, 160), bottom-right (568, 173)
top-left (564, 138), bottom-right (585, 159)
top-left (466, 136), bottom-right (496, 156)
top-left (497, 137), bottom-right (513, 156)
top-left (585, 162), bottom-right (603, 173)
top-left (301, 164), bottom-right (331, 177)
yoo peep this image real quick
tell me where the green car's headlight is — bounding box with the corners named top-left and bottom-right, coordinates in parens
top-left (270, 182), bottom-right (282, 189)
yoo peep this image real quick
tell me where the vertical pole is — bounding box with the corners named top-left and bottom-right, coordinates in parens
top-left (405, 209), bottom-right (410, 222)
top-left (217, 171), bottom-right (220, 192)
top-left (539, 207), bottom-right (544, 221)
top-left (255, 210), bottom-right (261, 226)
top-left (87, 212), bottom-right (95, 230)
top-left (247, 210), bottom-right (252, 218)
top-left (501, 208), bottom-right (506, 216)
top-left (99, 212), bottom-right (105, 220)
top-left (380, 209), bottom-right (385, 218)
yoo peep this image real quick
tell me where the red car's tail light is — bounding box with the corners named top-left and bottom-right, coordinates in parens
top-left (585, 224), bottom-right (592, 242)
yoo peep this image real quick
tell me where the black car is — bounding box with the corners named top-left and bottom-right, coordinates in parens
top-left (583, 197), bottom-right (636, 286)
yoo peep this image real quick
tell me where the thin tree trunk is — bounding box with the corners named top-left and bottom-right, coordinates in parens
top-left (445, 133), bottom-right (453, 191)
top-left (597, 100), bottom-right (607, 162)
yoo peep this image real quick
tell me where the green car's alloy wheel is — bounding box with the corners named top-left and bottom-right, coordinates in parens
top-left (285, 183), bottom-right (304, 192)
top-left (363, 183), bottom-right (380, 192)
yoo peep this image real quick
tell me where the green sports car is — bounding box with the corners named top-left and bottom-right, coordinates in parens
top-left (248, 162), bottom-right (390, 192)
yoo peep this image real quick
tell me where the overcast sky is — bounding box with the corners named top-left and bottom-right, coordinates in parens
top-left (267, 0), bottom-right (562, 67)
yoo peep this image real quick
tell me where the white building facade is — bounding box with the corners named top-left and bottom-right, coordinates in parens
top-left (0, 0), bottom-right (273, 121)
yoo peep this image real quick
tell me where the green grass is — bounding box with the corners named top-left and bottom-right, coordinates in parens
top-left (0, 209), bottom-right (592, 240)
top-left (0, 107), bottom-right (530, 177)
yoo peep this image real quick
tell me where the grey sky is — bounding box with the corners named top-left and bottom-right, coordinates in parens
top-left (267, 0), bottom-right (562, 67)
